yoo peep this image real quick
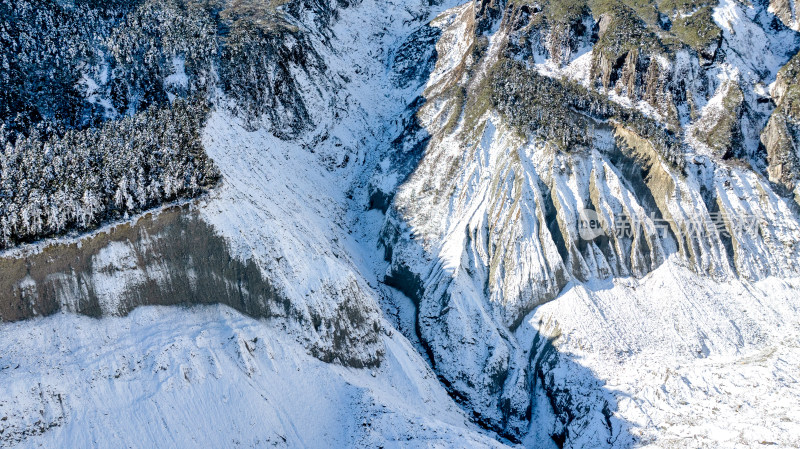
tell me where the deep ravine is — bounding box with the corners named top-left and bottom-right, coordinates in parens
top-left (2, 0), bottom-right (800, 448)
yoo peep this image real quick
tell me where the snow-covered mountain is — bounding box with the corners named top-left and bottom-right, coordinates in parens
top-left (1, 0), bottom-right (799, 447)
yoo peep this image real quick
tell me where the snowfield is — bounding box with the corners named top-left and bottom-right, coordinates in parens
top-left (2, 263), bottom-right (798, 448)
top-left (0, 306), bottom-right (507, 448)
top-left (2, 0), bottom-right (800, 447)
top-left (523, 263), bottom-right (800, 448)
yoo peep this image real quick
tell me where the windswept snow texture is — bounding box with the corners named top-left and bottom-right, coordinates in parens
top-left (0, 306), bottom-right (507, 448)
top-left (521, 264), bottom-right (800, 449)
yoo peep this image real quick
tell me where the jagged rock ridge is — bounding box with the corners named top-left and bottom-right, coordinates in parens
top-left (0, 0), bottom-right (799, 448)
top-left (378, 0), bottom-right (800, 443)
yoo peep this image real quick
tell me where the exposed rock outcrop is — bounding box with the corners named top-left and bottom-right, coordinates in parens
top-left (379, 0), bottom-right (800, 442)
top-left (762, 53), bottom-right (800, 198)
top-left (0, 205), bottom-right (384, 368)
top-left (770, 0), bottom-right (799, 31)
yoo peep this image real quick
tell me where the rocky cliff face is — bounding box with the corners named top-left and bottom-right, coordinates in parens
top-left (379, 0), bottom-right (800, 443)
top-left (762, 52), bottom-right (800, 199)
top-left (771, 0), bottom-right (799, 31)
top-left (0, 205), bottom-right (383, 368)
top-left (2, 0), bottom-right (800, 447)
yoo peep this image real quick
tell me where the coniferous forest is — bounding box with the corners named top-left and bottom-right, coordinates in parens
top-left (0, 0), bottom-right (320, 249)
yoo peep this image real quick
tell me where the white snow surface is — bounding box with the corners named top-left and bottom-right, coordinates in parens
top-left (522, 263), bottom-right (800, 448)
top-left (384, 0), bottom-right (800, 447)
top-left (3, 265), bottom-right (799, 448)
top-left (0, 306), bottom-right (506, 448)
top-left (3, 0), bottom-right (800, 448)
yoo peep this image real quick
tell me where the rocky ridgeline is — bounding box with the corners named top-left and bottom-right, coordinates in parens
top-left (770, 0), bottom-right (799, 31)
top-left (763, 52), bottom-right (800, 198)
top-left (378, 0), bottom-right (800, 442)
top-left (496, 0), bottom-right (717, 114)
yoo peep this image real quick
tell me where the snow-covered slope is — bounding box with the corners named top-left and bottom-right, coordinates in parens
top-left (523, 263), bottom-right (800, 448)
top-left (2, 0), bottom-right (800, 447)
top-left (379, 0), bottom-right (800, 445)
top-left (0, 306), bottom-right (507, 448)
top-left (2, 0), bottom-right (514, 446)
